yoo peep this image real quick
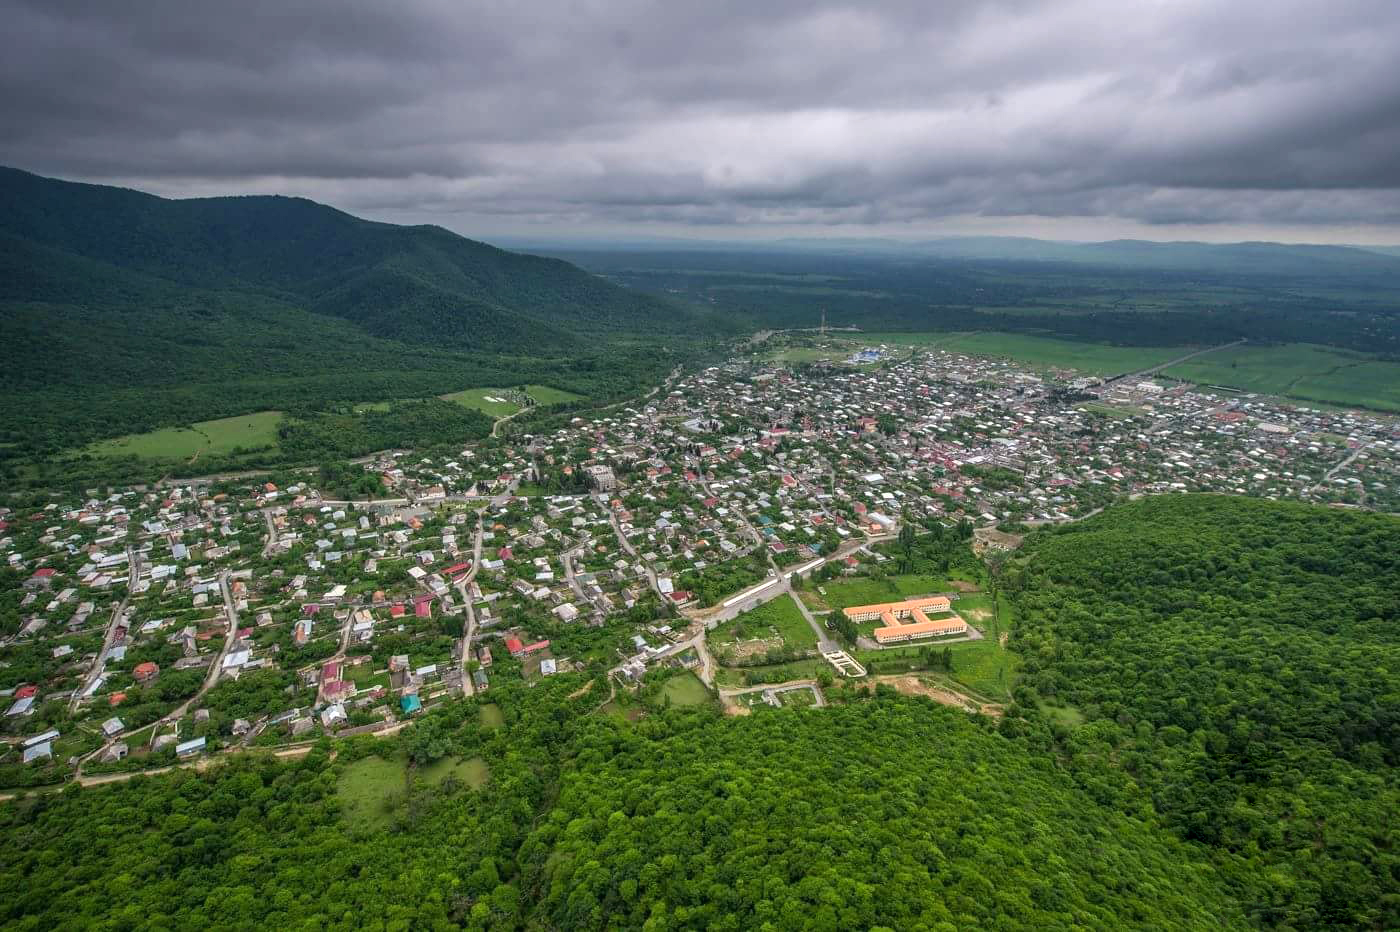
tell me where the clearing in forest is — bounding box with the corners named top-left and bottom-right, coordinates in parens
top-left (478, 703), bottom-right (505, 729)
top-left (419, 756), bottom-right (490, 790)
top-left (337, 756), bottom-right (407, 830)
top-left (442, 385), bottom-right (584, 417)
top-left (83, 411), bottom-right (283, 460)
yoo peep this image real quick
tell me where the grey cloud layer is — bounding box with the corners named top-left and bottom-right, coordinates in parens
top-left (4, 0), bottom-right (1399, 231)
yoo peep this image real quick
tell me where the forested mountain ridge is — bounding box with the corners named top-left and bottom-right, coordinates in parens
top-left (0, 168), bottom-right (725, 462)
top-left (1003, 495), bottom-right (1400, 928)
top-left (0, 166), bottom-right (711, 349)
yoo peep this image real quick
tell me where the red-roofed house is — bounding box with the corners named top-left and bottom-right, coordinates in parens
top-left (504, 636), bottom-right (524, 657)
top-left (390, 603), bottom-right (405, 618)
top-left (414, 600), bottom-right (432, 618)
top-left (323, 680), bottom-right (354, 702)
top-left (25, 568), bottom-right (56, 589)
top-left (133, 662), bottom-right (160, 683)
top-left (521, 639), bottom-right (550, 655)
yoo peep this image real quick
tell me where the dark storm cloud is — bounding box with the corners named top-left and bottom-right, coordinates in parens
top-left (3, 0), bottom-right (1400, 235)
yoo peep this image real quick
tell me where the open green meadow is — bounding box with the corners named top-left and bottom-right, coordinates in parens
top-left (1163, 343), bottom-right (1400, 412)
top-left (714, 657), bottom-right (829, 688)
top-left (712, 593), bottom-right (816, 649)
top-left (478, 703), bottom-right (505, 729)
top-left (660, 672), bottom-right (712, 706)
top-left (419, 756), bottom-right (490, 790)
top-left (801, 574), bottom-right (956, 613)
top-left (337, 756), bottom-right (407, 830)
top-left (83, 411), bottom-right (282, 460)
top-left (441, 384), bottom-right (584, 417)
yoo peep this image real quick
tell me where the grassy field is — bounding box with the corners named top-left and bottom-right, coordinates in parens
top-left (801, 574), bottom-right (957, 613)
top-left (1078, 401), bottom-right (1147, 419)
top-left (419, 755), bottom-right (490, 790)
top-left (337, 756), bottom-right (406, 830)
top-left (478, 703), bottom-right (505, 729)
top-left (84, 411), bottom-right (282, 460)
top-left (441, 384), bottom-right (584, 417)
top-left (712, 593), bottom-right (816, 649)
top-left (714, 658), bottom-right (829, 688)
top-left (1164, 343), bottom-right (1400, 412)
top-left (660, 672), bottom-right (711, 706)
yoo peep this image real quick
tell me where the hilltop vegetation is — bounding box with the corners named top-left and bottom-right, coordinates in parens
top-left (1004, 495), bottom-right (1400, 927)
top-left (0, 679), bottom-right (1243, 930)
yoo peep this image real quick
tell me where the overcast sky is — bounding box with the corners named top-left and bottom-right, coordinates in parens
top-left (4, 0), bottom-right (1400, 244)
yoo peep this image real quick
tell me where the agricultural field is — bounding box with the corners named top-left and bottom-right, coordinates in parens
top-left (1163, 343), bottom-right (1400, 412)
top-left (83, 411), bottom-right (282, 461)
top-left (441, 384), bottom-right (584, 417)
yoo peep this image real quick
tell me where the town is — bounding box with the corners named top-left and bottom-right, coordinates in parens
top-left (3, 336), bottom-right (1397, 786)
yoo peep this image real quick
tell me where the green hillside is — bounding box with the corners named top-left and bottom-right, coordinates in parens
top-left (0, 167), bottom-right (727, 468)
top-left (1006, 495), bottom-right (1400, 927)
top-left (0, 681), bottom-right (1244, 930)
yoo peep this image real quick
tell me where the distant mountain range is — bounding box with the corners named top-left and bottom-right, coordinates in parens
top-left (905, 236), bottom-right (1400, 278)
top-left (502, 231), bottom-right (1400, 280)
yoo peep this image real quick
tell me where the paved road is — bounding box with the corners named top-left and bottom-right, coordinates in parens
top-left (72, 546), bottom-right (140, 711)
top-left (260, 509), bottom-right (277, 555)
top-left (1312, 441), bottom-right (1371, 492)
top-left (560, 544), bottom-right (588, 602)
top-left (617, 627), bottom-right (717, 686)
top-left (607, 508), bottom-right (667, 601)
top-left (77, 571), bottom-right (243, 771)
top-left (787, 581), bottom-right (838, 652)
top-left (149, 572), bottom-right (242, 728)
top-left (688, 533), bottom-right (892, 627)
top-left (456, 511), bottom-right (486, 696)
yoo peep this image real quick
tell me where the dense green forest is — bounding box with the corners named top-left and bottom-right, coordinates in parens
top-left (1003, 495), bottom-right (1400, 928)
top-left (0, 678), bottom-right (1243, 930)
top-left (0, 167), bottom-right (728, 469)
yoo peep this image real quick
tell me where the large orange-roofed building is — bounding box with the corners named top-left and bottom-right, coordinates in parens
top-left (842, 596), bottom-right (968, 645)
